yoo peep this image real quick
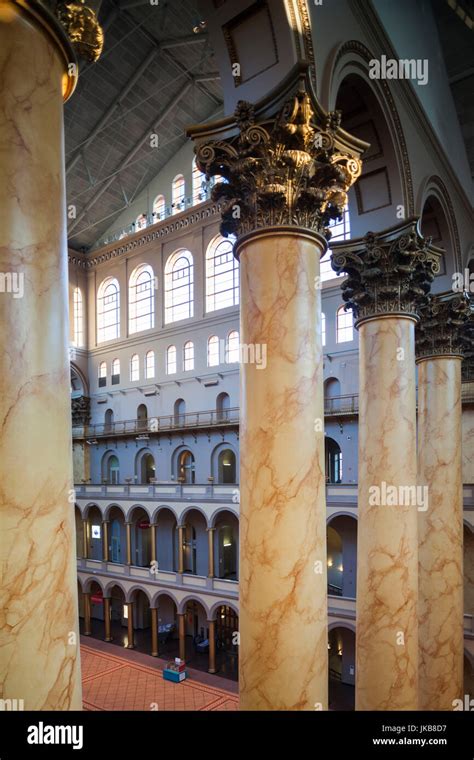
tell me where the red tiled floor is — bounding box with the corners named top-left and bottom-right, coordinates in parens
top-left (80, 640), bottom-right (239, 711)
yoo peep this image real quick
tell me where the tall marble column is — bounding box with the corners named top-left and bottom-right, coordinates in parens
top-left (177, 613), bottom-right (186, 661)
top-left (416, 294), bottom-right (470, 709)
top-left (150, 607), bottom-right (159, 657)
top-left (0, 1), bottom-right (102, 710)
top-left (332, 221), bottom-right (440, 710)
top-left (103, 597), bottom-right (112, 643)
top-left (190, 68), bottom-right (365, 709)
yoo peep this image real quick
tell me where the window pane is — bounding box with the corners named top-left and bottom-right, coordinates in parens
top-left (206, 235), bottom-right (239, 312)
top-left (164, 250), bottom-right (194, 323)
top-left (167, 345), bottom-right (177, 374)
top-left (129, 264), bottom-right (155, 334)
top-left (97, 278), bottom-right (120, 343)
top-left (208, 335), bottom-right (220, 367)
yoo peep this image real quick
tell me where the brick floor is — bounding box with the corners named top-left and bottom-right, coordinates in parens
top-left (80, 639), bottom-right (239, 712)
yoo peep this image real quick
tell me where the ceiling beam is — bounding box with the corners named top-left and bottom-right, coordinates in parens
top-left (68, 81), bottom-right (192, 236)
top-left (66, 47), bottom-right (158, 175)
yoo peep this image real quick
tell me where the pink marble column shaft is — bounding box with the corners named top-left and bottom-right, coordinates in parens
top-left (237, 228), bottom-right (328, 711)
top-left (0, 11), bottom-right (81, 708)
top-left (357, 316), bottom-right (418, 710)
top-left (417, 357), bottom-right (463, 709)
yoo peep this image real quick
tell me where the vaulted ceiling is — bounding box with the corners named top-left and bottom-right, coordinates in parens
top-left (65, 0), bottom-right (222, 252)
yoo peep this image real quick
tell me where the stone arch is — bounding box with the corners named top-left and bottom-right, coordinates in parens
top-left (177, 595), bottom-right (211, 617)
top-left (418, 175), bottom-right (462, 272)
top-left (125, 585), bottom-right (152, 604)
top-left (209, 599), bottom-right (239, 620)
top-left (81, 576), bottom-right (105, 594)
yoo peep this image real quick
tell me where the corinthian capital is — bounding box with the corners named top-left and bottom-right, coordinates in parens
top-left (461, 304), bottom-right (474, 381)
top-left (188, 64), bottom-right (366, 240)
top-left (331, 219), bottom-right (441, 326)
top-left (416, 292), bottom-right (471, 361)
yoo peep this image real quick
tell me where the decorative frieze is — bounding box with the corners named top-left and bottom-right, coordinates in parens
top-left (416, 292), bottom-right (471, 360)
top-left (331, 219), bottom-right (441, 325)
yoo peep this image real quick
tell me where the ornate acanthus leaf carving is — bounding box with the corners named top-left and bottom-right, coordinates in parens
top-left (416, 293), bottom-right (471, 359)
top-left (194, 86), bottom-right (363, 240)
top-left (71, 395), bottom-right (91, 426)
top-left (461, 304), bottom-right (474, 381)
top-left (331, 221), bottom-right (441, 325)
top-left (55, 0), bottom-right (104, 62)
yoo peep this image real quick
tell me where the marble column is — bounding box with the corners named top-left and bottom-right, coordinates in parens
top-left (126, 603), bottom-right (134, 649)
top-left (177, 525), bottom-right (185, 574)
top-left (332, 221), bottom-right (440, 710)
top-left (82, 519), bottom-right (89, 559)
top-left (208, 619), bottom-right (217, 674)
top-left (102, 520), bottom-right (109, 563)
top-left (150, 524), bottom-right (157, 564)
top-left (177, 613), bottom-right (186, 661)
top-left (125, 523), bottom-right (132, 566)
top-left (150, 607), bottom-right (159, 657)
top-left (103, 597), bottom-right (112, 642)
top-left (236, 228), bottom-right (328, 710)
top-left (0, 3), bottom-right (84, 710)
top-left (190, 73), bottom-right (365, 710)
top-left (207, 528), bottom-right (215, 578)
top-left (83, 593), bottom-right (92, 636)
top-left (416, 294), bottom-right (470, 709)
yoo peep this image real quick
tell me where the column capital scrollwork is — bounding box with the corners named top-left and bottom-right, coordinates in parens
top-left (461, 304), bottom-right (474, 381)
top-left (415, 292), bottom-right (471, 361)
top-left (188, 64), bottom-right (366, 242)
top-left (331, 219), bottom-right (442, 327)
top-left (53, 0), bottom-right (103, 62)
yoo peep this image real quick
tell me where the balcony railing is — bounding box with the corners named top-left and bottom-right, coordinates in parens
top-left (73, 387), bottom-right (474, 440)
top-left (73, 406), bottom-right (239, 439)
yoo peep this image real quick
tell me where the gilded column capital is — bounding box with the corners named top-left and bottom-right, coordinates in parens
top-left (415, 292), bottom-right (471, 362)
top-left (53, 0), bottom-right (103, 62)
top-left (188, 64), bottom-right (366, 241)
top-left (331, 219), bottom-right (441, 326)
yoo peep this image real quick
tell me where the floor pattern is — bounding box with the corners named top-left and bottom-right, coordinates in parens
top-left (81, 643), bottom-right (239, 711)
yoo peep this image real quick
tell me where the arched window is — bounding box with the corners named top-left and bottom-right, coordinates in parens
top-left (324, 378), bottom-right (342, 414)
top-left (129, 264), bottom-right (154, 334)
top-left (183, 341), bottom-right (194, 371)
top-left (218, 449), bottom-right (236, 484)
top-left (137, 403), bottom-right (148, 431)
top-left (112, 358), bottom-right (120, 384)
top-left (145, 350), bottom-right (155, 379)
top-left (178, 450), bottom-right (195, 484)
top-left (135, 213), bottom-right (147, 231)
top-left (73, 287), bottom-right (84, 347)
top-left (140, 453), bottom-right (156, 484)
top-left (208, 335), bottom-right (220, 367)
top-left (322, 312), bottom-right (326, 347)
top-left (226, 330), bottom-right (239, 363)
top-left (164, 249), bottom-right (194, 323)
top-left (320, 207), bottom-right (351, 282)
top-left (336, 306), bottom-right (353, 343)
top-left (192, 157), bottom-right (206, 204)
top-left (174, 398), bottom-right (186, 425)
top-left (153, 194), bottom-right (165, 221)
top-left (167, 345), bottom-right (177, 374)
top-left (325, 438), bottom-right (342, 484)
top-left (172, 174), bottom-right (185, 214)
top-left (216, 391), bottom-right (230, 421)
top-left (104, 408), bottom-right (114, 432)
top-left (107, 455), bottom-right (120, 485)
top-left (97, 277), bottom-right (120, 343)
top-left (206, 235), bottom-right (239, 312)
top-left (98, 361), bottom-right (107, 387)
top-left (130, 353), bottom-right (139, 381)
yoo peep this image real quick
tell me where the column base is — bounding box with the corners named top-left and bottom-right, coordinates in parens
top-left (84, 632), bottom-right (92, 637)
top-left (151, 651), bottom-right (158, 658)
top-left (208, 668), bottom-right (216, 675)
top-left (104, 637), bottom-right (113, 643)
top-left (126, 644), bottom-right (135, 650)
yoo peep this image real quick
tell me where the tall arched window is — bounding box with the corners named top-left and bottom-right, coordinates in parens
top-left (226, 330), bottom-right (239, 363)
top-left (206, 235), bottom-right (239, 312)
top-left (97, 277), bottom-right (120, 343)
top-left (322, 312), bottom-right (326, 347)
top-left (130, 353), bottom-right (139, 381)
top-left (171, 174), bottom-right (185, 214)
top-left (208, 335), bottom-right (220, 367)
top-left (178, 450), bottom-right (195, 483)
top-left (320, 207), bottom-right (351, 282)
top-left (174, 398), bottom-right (186, 425)
top-left (167, 345), bottom-right (177, 374)
top-left (153, 194), bottom-right (165, 221)
top-left (183, 341), bottom-right (194, 371)
top-left (98, 361), bottom-right (107, 387)
top-left (192, 157), bottom-right (206, 204)
top-left (164, 249), bottom-right (194, 323)
top-left (145, 350), bottom-right (155, 379)
top-left (112, 358), bottom-right (120, 384)
top-left (218, 449), bottom-right (236, 484)
top-left (104, 408), bottom-right (114, 432)
top-left (73, 287), bottom-right (84, 347)
top-left (107, 454), bottom-right (120, 485)
top-left (216, 392), bottom-right (230, 421)
top-left (129, 264), bottom-right (155, 334)
top-left (336, 306), bottom-right (353, 343)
